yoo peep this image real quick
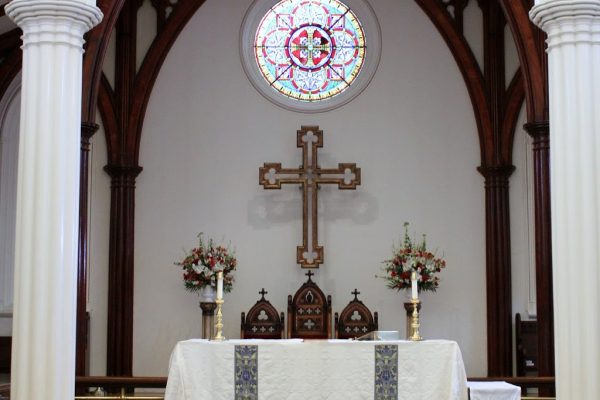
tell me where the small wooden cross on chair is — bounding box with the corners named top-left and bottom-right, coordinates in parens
top-left (259, 288), bottom-right (268, 299)
top-left (260, 126), bottom-right (361, 268)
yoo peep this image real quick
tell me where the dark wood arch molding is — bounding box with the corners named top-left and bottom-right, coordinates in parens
top-left (0, 47), bottom-right (22, 103)
top-left (82, 0), bottom-right (128, 123)
top-left (499, 0), bottom-right (547, 122)
top-left (499, 1), bottom-right (553, 392)
top-left (94, 0), bottom-right (207, 376)
top-left (502, 72), bottom-right (525, 161)
top-left (414, 0), bottom-right (494, 164)
top-left (413, 0), bottom-right (529, 376)
top-left (77, 0), bottom-right (128, 377)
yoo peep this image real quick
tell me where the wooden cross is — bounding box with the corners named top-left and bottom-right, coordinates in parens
top-left (260, 126), bottom-right (361, 268)
top-left (351, 288), bottom-right (360, 300)
top-left (259, 288), bottom-right (268, 299)
top-left (305, 270), bottom-right (314, 281)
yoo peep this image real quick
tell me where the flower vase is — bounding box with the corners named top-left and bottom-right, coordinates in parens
top-left (200, 285), bottom-right (217, 303)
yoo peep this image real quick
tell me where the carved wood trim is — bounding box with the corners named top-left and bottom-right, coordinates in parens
top-left (413, 0), bottom-right (493, 164)
top-left (500, 0), bottom-right (547, 122)
top-left (501, 71), bottom-right (525, 163)
top-left (416, 0), bottom-right (528, 376)
top-left (0, 29), bottom-right (21, 59)
top-left (501, 1), bottom-right (553, 390)
top-left (82, 0), bottom-right (127, 122)
top-left (76, 122), bottom-right (100, 377)
top-left (128, 0), bottom-right (207, 165)
top-left (99, 0), bottom-right (207, 375)
top-left (477, 164), bottom-right (515, 376)
top-left (524, 121), bottom-right (553, 394)
top-left (104, 164), bottom-right (143, 377)
top-left (0, 47), bottom-right (21, 103)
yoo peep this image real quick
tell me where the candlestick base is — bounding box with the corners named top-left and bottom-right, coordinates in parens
top-left (213, 299), bottom-right (226, 341)
top-left (409, 299), bottom-right (423, 341)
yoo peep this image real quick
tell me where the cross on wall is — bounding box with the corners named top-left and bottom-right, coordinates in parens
top-left (259, 126), bottom-right (361, 268)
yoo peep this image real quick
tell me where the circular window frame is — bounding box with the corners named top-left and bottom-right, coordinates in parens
top-left (240, 0), bottom-right (381, 113)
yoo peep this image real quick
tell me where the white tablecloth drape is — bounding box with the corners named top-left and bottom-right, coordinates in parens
top-left (467, 381), bottom-right (521, 400)
top-left (165, 339), bottom-right (468, 400)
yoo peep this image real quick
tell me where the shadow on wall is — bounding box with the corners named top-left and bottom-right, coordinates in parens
top-left (248, 189), bottom-right (379, 228)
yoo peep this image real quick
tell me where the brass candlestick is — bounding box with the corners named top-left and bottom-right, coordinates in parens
top-left (213, 298), bottom-right (225, 341)
top-left (409, 298), bottom-right (423, 341)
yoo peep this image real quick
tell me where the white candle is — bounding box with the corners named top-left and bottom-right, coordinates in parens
top-left (411, 271), bottom-right (418, 300)
top-left (217, 271), bottom-right (224, 300)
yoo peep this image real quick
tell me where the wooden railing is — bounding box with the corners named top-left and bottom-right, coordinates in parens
top-left (0, 376), bottom-right (556, 399)
top-left (0, 383), bottom-right (10, 399)
top-left (74, 377), bottom-right (167, 400)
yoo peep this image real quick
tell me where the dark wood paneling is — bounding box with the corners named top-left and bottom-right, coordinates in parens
top-left (500, 0), bottom-right (548, 122)
top-left (0, 336), bottom-right (11, 373)
top-left (76, 123), bottom-right (100, 377)
top-left (0, 29), bottom-right (21, 59)
top-left (77, 0), bottom-right (128, 376)
top-left (415, 0), bottom-right (526, 375)
top-left (104, 164), bottom-right (142, 377)
top-left (501, 1), bottom-right (553, 392)
top-left (99, 0), bottom-right (206, 375)
top-left (82, 0), bottom-right (127, 122)
top-left (478, 165), bottom-right (515, 376)
top-left (0, 47), bottom-right (21, 102)
top-left (524, 121), bottom-right (554, 395)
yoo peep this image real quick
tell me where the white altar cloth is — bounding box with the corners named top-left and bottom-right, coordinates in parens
top-left (467, 381), bottom-right (521, 400)
top-left (165, 339), bottom-right (468, 400)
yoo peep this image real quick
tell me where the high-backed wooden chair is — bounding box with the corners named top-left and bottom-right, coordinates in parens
top-left (241, 289), bottom-right (285, 339)
top-left (516, 313), bottom-right (538, 376)
top-left (287, 271), bottom-right (332, 339)
top-left (334, 289), bottom-right (378, 339)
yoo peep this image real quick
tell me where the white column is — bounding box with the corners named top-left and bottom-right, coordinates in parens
top-left (530, 1), bottom-right (600, 399)
top-left (5, 1), bottom-right (102, 399)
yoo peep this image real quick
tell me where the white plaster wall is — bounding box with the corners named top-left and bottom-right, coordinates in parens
top-left (131, 0), bottom-right (487, 376)
top-left (510, 106), bottom-right (536, 319)
top-left (88, 117), bottom-right (111, 375)
top-left (509, 105), bottom-right (536, 373)
top-left (463, 0), bottom-right (484, 71)
top-left (0, 78), bottom-right (20, 337)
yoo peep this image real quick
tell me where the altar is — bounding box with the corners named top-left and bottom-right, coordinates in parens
top-left (165, 339), bottom-right (468, 400)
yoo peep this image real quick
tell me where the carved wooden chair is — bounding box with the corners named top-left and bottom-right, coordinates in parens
top-left (240, 289), bottom-right (285, 339)
top-left (287, 271), bottom-right (332, 339)
top-left (334, 289), bottom-right (378, 339)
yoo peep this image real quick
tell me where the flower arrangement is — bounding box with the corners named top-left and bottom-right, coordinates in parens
top-left (380, 222), bottom-right (446, 293)
top-left (175, 233), bottom-right (237, 293)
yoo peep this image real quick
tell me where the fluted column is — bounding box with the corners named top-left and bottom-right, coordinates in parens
top-left (530, 2), bottom-right (600, 398)
top-left (523, 121), bottom-right (554, 389)
top-left (104, 164), bottom-right (142, 376)
top-left (477, 164), bottom-right (515, 376)
top-left (5, 1), bottom-right (102, 399)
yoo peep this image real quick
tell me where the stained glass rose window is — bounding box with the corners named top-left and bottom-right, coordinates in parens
top-left (255, 0), bottom-right (366, 101)
top-left (241, 0), bottom-right (380, 112)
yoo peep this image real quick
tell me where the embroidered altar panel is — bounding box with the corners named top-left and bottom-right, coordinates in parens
top-left (165, 339), bottom-right (468, 400)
